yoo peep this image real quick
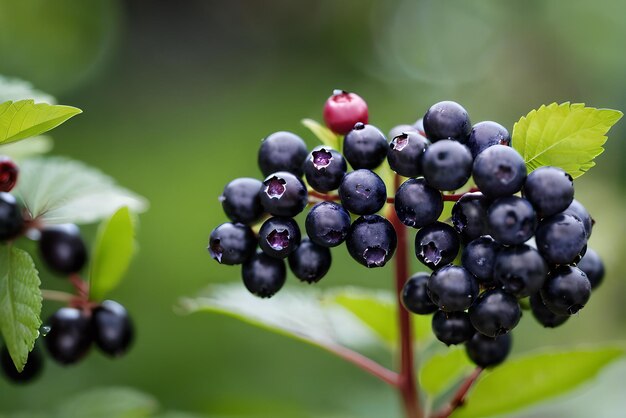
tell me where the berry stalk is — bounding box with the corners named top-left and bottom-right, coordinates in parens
top-left (433, 367), bottom-right (482, 418)
top-left (390, 174), bottom-right (422, 418)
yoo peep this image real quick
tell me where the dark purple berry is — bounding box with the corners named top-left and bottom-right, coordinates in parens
top-left (387, 132), bottom-right (429, 178)
top-left (303, 146), bottom-right (347, 193)
top-left (394, 178), bottom-right (443, 228)
top-left (465, 333), bottom-right (511, 368)
top-left (422, 140), bottom-right (473, 191)
top-left (469, 289), bottom-right (521, 337)
top-left (92, 300), bottom-right (134, 357)
top-left (564, 199), bottom-right (593, 238)
top-left (258, 131), bottom-right (308, 177)
top-left (432, 311), bottom-right (475, 345)
top-left (428, 266), bottom-right (478, 312)
top-left (343, 123), bottom-right (388, 170)
top-left (259, 171), bottom-right (308, 217)
top-left (540, 266), bottom-right (591, 315)
top-left (288, 238), bottom-right (331, 283)
top-left (242, 252), bottom-right (286, 298)
top-left (220, 178), bottom-right (264, 225)
top-left (402, 272), bottom-right (437, 315)
top-left (338, 169), bottom-right (387, 215)
top-left (39, 224), bottom-right (88, 275)
top-left (535, 213), bottom-right (587, 265)
top-left (423, 101), bottom-right (471, 142)
top-left (258, 217), bottom-right (301, 259)
top-left (414, 222), bottom-right (460, 270)
top-left (1, 345), bottom-right (43, 384)
top-left (44, 308), bottom-right (93, 365)
top-left (494, 245), bottom-right (548, 298)
top-left (346, 214), bottom-right (397, 268)
top-left (529, 293), bottom-right (569, 328)
top-left (577, 248), bottom-right (604, 290)
top-left (0, 156), bottom-right (19, 192)
top-left (473, 145), bottom-right (527, 198)
top-left (452, 192), bottom-right (490, 242)
top-left (466, 121), bottom-right (510, 158)
top-left (487, 196), bottom-right (537, 245)
top-left (0, 192), bottom-right (23, 241)
top-left (208, 223), bottom-right (256, 265)
top-left (461, 236), bottom-right (500, 284)
top-left (305, 201), bottom-right (351, 247)
top-left (523, 167), bottom-right (574, 218)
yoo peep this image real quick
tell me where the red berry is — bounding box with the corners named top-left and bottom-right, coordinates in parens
top-left (0, 157), bottom-right (18, 192)
top-left (323, 90), bottom-right (368, 135)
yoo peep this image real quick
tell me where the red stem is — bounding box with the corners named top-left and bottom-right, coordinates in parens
top-left (324, 343), bottom-right (399, 387)
top-left (390, 174), bottom-right (422, 418)
top-left (433, 367), bottom-right (483, 418)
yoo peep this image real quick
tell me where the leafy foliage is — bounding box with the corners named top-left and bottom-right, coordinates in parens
top-left (301, 118), bottom-right (342, 149)
top-left (455, 346), bottom-right (624, 418)
top-left (56, 387), bottom-right (158, 418)
top-left (90, 207), bottom-right (136, 301)
top-left (420, 346), bottom-right (473, 397)
top-left (0, 100), bottom-right (81, 145)
top-left (0, 246), bottom-right (42, 371)
top-left (14, 156), bottom-right (148, 224)
top-left (512, 103), bottom-right (623, 178)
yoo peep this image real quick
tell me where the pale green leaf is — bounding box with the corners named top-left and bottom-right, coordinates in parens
top-left (0, 136), bottom-right (53, 160)
top-left (0, 246), bottom-right (42, 371)
top-left (13, 157), bottom-right (148, 225)
top-left (89, 207), bottom-right (136, 301)
top-left (301, 118), bottom-right (341, 149)
top-left (0, 100), bottom-right (81, 144)
top-left (179, 284), bottom-right (382, 353)
top-left (512, 102), bottom-right (623, 178)
top-left (57, 387), bottom-right (158, 418)
top-left (0, 75), bottom-right (56, 104)
top-left (454, 346), bottom-right (625, 418)
top-left (420, 346), bottom-right (473, 396)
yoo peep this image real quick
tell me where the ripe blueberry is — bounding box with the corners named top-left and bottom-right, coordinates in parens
top-left (577, 248), bottom-right (604, 290)
top-left (305, 202), bottom-right (351, 247)
top-left (394, 178), bottom-right (443, 228)
top-left (523, 167), bottom-right (574, 218)
top-left (92, 300), bottom-right (134, 357)
top-left (0, 156), bottom-right (19, 192)
top-left (564, 199), bottom-right (593, 239)
top-left (473, 145), bottom-right (527, 198)
top-left (465, 333), bottom-right (511, 368)
top-left (535, 213), bottom-right (587, 265)
top-left (343, 123), bottom-right (388, 170)
top-left (258, 217), bottom-right (301, 259)
top-left (402, 272), bottom-right (437, 315)
top-left (242, 252), bottom-right (286, 298)
top-left (387, 131), bottom-right (429, 178)
top-left (44, 307), bottom-right (93, 365)
top-left (323, 90), bottom-right (369, 135)
top-left (414, 222), bottom-right (460, 270)
top-left (303, 146), bottom-right (347, 193)
top-left (461, 236), bottom-right (500, 284)
top-left (487, 196), bottom-right (537, 245)
top-left (259, 171), bottom-right (308, 217)
top-left (346, 214), bottom-right (397, 268)
top-left (208, 223), bottom-right (256, 265)
top-left (432, 311), bottom-right (475, 345)
top-left (288, 238), bottom-right (331, 283)
top-left (451, 192), bottom-right (490, 243)
top-left (39, 224), bottom-right (88, 275)
top-left (423, 101), bottom-right (471, 142)
top-left (540, 266), bottom-right (591, 315)
top-left (388, 124), bottom-right (418, 141)
top-left (494, 244), bottom-right (548, 298)
top-left (220, 178), bottom-right (264, 225)
top-left (469, 289), bottom-right (521, 337)
top-left (338, 169), bottom-right (387, 215)
top-left (466, 121), bottom-right (510, 158)
top-left (529, 293), bottom-right (569, 328)
top-left (258, 131), bottom-right (308, 177)
top-left (1, 345), bottom-right (43, 384)
top-left (422, 139), bottom-right (473, 191)
top-left (428, 265), bottom-right (478, 312)
top-left (0, 192), bottom-right (23, 241)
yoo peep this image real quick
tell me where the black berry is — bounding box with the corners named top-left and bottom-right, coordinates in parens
top-left (220, 178), bottom-right (264, 225)
top-left (540, 266), bottom-right (591, 315)
top-left (428, 265), bottom-right (478, 312)
top-left (402, 272), bottom-right (437, 315)
top-left (305, 201), bottom-right (351, 247)
top-left (208, 222), bottom-right (256, 265)
top-left (577, 248), bottom-right (604, 290)
top-left (523, 167), bottom-right (574, 218)
top-left (258, 217), bottom-right (301, 259)
top-left (432, 311), bottom-right (475, 345)
top-left (242, 252), bottom-right (286, 298)
top-left (414, 222), bottom-right (460, 270)
top-left (466, 121), bottom-right (510, 158)
top-left (346, 214), bottom-right (397, 268)
top-left (423, 101), bottom-right (471, 142)
top-left (1, 345), bottom-right (43, 384)
top-left (258, 131), bottom-right (308, 177)
top-left (494, 244), bottom-right (548, 298)
top-left (535, 213), bottom-right (587, 265)
top-left (39, 224), bottom-right (88, 275)
top-left (0, 192), bottom-right (23, 241)
top-left (387, 132), bottom-right (429, 178)
top-left (394, 178), bottom-right (443, 228)
top-left (338, 169), bottom-right (387, 215)
top-left (461, 236), bottom-right (500, 284)
top-left (343, 123), bottom-right (388, 170)
top-left (469, 289), bottom-right (521, 337)
top-left (452, 192), bottom-right (490, 243)
top-left (529, 293), bottom-right (569, 328)
top-left (92, 300), bottom-right (134, 357)
top-left (564, 199), bottom-right (593, 238)
top-left (259, 171), bottom-right (308, 217)
top-left (303, 146), bottom-right (347, 193)
top-left (487, 196), bottom-right (537, 245)
top-left (288, 238), bottom-right (331, 283)
top-left (44, 307), bottom-right (93, 365)
top-left (473, 145), bottom-right (527, 198)
top-left (465, 333), bottom-right (511, 368)
top-left (422, 140), bottom-right (473, 191)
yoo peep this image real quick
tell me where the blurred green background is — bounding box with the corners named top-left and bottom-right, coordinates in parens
top-left (1, 0), bottom-right (626, 417)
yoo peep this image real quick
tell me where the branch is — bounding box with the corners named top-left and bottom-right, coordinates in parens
top-left (433, 367), bottom-right (483, 418)
top-left (41, 289), bottom-right (75, 303)
top-left (323, 343), bottom-right (399, 387)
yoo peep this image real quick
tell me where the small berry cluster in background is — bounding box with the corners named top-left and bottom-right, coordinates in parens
top-left (208, 90), bottom-right (605, 370)
top-left (0, 155), bottom-right (134, 384)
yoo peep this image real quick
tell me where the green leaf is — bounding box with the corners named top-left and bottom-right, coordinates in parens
top-left (512, 102), bottom-right (623, 178)
top-left (0, 246), bottom-right (42, 371)
top-left (301, 118), bottom-right (342, 149)
top-left (56, 387), bottom-right (158, 418)
top-left (179, 284), bottom-right (385, 353)
top-left (13, 156), bottom-right (148, 225)
top-left (331, 288), bottom-right (432, 348)
top-left (454, 346), bottom-right (625, 418)
top-left (89, 207), bottom-right (136, 301)
top-left (420, 346), bottom-right (473, 397)
top-left (0, 100), bottom-right (81, 145)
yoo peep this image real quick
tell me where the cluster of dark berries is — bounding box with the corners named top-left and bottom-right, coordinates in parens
top-left (207, 92), bottom-right (605, 370)
top-left (0, 157), bottom-right (134, 384)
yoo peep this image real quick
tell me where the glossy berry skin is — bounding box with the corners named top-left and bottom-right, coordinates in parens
top-left (338, 169), bottom-right (387, 215)
top-left (564, 199), bottom-right (593, 239)
top-left (258, 217), bottom-right (301, 259)
top-left (535, 213), bottom-right (587, 265)
top-left (323, 90), bottom-right (369, 135)
top-left (422, 140), bottom-right (473, 191)
top-left (423, 101), bottom-right (471, 142)
top-left (428, 265), bottom-right (478, 312)
top-left (0, 192), bottom-right (23, 241)
top-left (220, 178), bottom-right (264, 225)
top-left (452, 192), bottom-right (490, 243)
top-left (305, 202), bottom-right (351, 247)
top-left (259, 171), bottom-right (308, 217)
top-left (523, 167), bottom-right (574, 218)
top-left (288, 238), bottom-right (331, 283)
top-left (473, 145), bottom-right (527, 199)
top-left (432, 311), bottom-right (475, 345)
top-left (461, 236), bottom-right (500, 284)
top-left (414, 222), bottom-right (460, 270)
top-left (346, 214), bottom-right (397, 268)
top-left (388, 124), bottom-right (418, 141)
top-left (44, 307), bottom-right (93, 365)
top-left (487, 196), bottom-right (537, 245)
top-left (394, 178), bottom-right (443, 228)
top-left (208, 223), bottom-right (256, 265)
top-left (242, 252), bottom-right (286, 298)
top-left (0, 157), bottom-right (19, 192)
top-left (402, 272), bottom-right (437, 315)
top-left (469, 289), bottom-right (521, 337)
top-left (258, 131), bottom-right (308, 177)
top-left (541, 266), bottom-right (591, 315)
top-left (92, 300), bottom-right (134, 357)
top-left (465, 333), bottom-right (511, 368)
top-left (343, 123), bottom-right (388, 170)
top-left (529, 293), bottom-right (569, 328)
top-left (494, 245), bottom-right (548, 298)
top-left (466, 121), bottom-right (510, 158)
top-left (303, 146), bottom-right (347, 193)
top-left (387, 132), bottom-right (430, 178)
top-left (577, 248), bottom-right (604, 289)
top-left (1, 345), bottom-right (43, 384)
top-left (39, 224), bottom-right (88, 275)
